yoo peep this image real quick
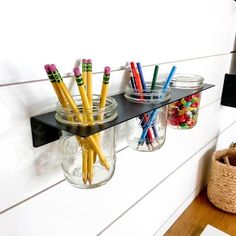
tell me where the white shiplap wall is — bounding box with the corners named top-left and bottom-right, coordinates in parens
top-left (0, 0), bottom-right (235, 235)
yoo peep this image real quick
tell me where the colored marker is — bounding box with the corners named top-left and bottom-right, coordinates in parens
top-left (136, 62), bottom-right (147, 91)
top-left (163, 66), bottom-right (177, 93)
top-left (151, 65), bottom-right (159, 91)
top-left (150, 65), bottom-right (160, 140)
top-left (138, 109), bottom-right (158, 146)
top-left (130, 62), bottom-right (143, 93)
top-left (129, 70), bottom-right (137, 91)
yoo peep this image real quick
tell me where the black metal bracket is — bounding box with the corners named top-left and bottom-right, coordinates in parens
top-left (30, 83), bottom-right (214, 148)
top-left (30, 116), bottom-right (62, 147)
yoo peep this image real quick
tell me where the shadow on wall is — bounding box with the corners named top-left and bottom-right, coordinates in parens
top-left (196, 144), bottom-right (217, 188)
top-left (109, 62), bottom-right (130, 96)
top-left (33, 141), bottom-right (62, 176)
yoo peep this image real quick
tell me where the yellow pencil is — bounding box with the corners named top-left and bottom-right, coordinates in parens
top-left (94, 66), bottom-right (111, 169)
top-left (74, 67), bottom-right (93, 123)
top-left (86, 60), bottom-right (98, 164)
top-left (50, 64), bottom-right (84, 123)
top-left (87, 59), bottom-right (93, 108)
top-left (82, 59), bottom-right (88, 90)
top-left (74, 66), bottom-right (94, 183)
top-left (87, 149), bottom-right (94, 184)
top-left (46, 64), bottom-right (90, 184)
top-left (99, 66), bottom-right (111, 120)
top-left (87, 135), bottom-right (110, 170)
top-left (82, 151), bottom-right (88, 184)
top-left (82, 59), bottom-right (88, 124)
top-left (86, 59), bottom-right (95, 183)
top-left (45, 65), bottom-right (77, 130)
top-left (51, 64), bottom-right (90, 183)
top-left (44, 65), bottom-right (68, 107)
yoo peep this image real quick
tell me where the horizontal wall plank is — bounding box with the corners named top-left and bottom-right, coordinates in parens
top-left (0, 0), bottom-right (235, 84)
top-left (100, 141), bottom-right (216, 236)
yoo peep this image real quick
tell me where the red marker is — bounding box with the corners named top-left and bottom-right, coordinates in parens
top-left (130, 62), bottom-right (143, 93)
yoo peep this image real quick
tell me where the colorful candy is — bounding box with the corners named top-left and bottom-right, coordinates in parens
top-left (168, 93), bottom-right (201, 129)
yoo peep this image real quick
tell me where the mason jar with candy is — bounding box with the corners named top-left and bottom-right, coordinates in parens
top-left (167, 74), bottom-right (204, 129)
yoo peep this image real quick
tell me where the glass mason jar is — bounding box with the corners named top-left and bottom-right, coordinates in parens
top-left (124, 82), bottom-right (170, 152)
top-left (124, 82), bottom-right (171, 104)
top-left (167, 74), bottom-right (204, 129)
top-left (56, 95), bottom-right (117, 189)
top-left (126, 106), bottom-right (168, 151)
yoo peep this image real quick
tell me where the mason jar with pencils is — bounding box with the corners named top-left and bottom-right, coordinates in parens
top-left (44, 61), bottom-right (118, 188)
top-left (167, 74), bottom-right (204, 129)
top-left (56, 95), bottom-right (117, 188)
top-left (124, 63), bottom-right (176, 151)
top-left (58, 127), bottom-right (116, 189)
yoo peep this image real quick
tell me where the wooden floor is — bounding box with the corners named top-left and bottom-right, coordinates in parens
top-left (165, 187), bottom-right (236, 236)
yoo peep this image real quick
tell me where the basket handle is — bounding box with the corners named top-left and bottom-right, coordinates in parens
top-left (223, 156), bottom-right (230, 165)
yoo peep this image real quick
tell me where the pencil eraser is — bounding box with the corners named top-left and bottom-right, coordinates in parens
top-left (82, 59), bottom-right (87, 64)
top-left (87, 59), bottom-right (92, 64)
top-left (104, 66), bottom-right (110, 75)
top-left (44, 64), bottom-right (50, 72)
top-left (73, 67), bottom-right (81, 77)
top-left (50, 64), bottom-right (57, 72)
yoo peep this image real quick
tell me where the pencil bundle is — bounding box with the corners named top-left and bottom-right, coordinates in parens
top-left (44, 60), bottom-right (111, 185)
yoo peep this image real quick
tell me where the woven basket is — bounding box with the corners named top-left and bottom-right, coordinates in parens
top-left (207, 148), bottom-right (236, 213)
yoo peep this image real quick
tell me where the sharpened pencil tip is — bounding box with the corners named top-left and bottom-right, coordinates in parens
top-left (82, 177), bottom-right (87, 185)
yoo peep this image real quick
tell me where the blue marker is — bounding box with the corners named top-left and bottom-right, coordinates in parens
top-left (152, 124), bottom-right (159, 139)
top-left (162, 66), bottom-right (177, 93)
top-left (138, 109), bottom-right (159, 146)
top-left (136, 62), bottom-right (147, 91)
top-left (139, 114), bottom-right (153, 149)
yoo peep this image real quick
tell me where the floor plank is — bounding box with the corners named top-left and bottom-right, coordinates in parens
top-left (164, 187), bottom-right (236, 236)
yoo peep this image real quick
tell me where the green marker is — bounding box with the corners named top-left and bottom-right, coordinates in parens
top-left (151, 65), bottom-right (159, 91)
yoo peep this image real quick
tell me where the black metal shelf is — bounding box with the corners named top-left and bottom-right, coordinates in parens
top-left (31, 83), bottom-right (214, 147)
